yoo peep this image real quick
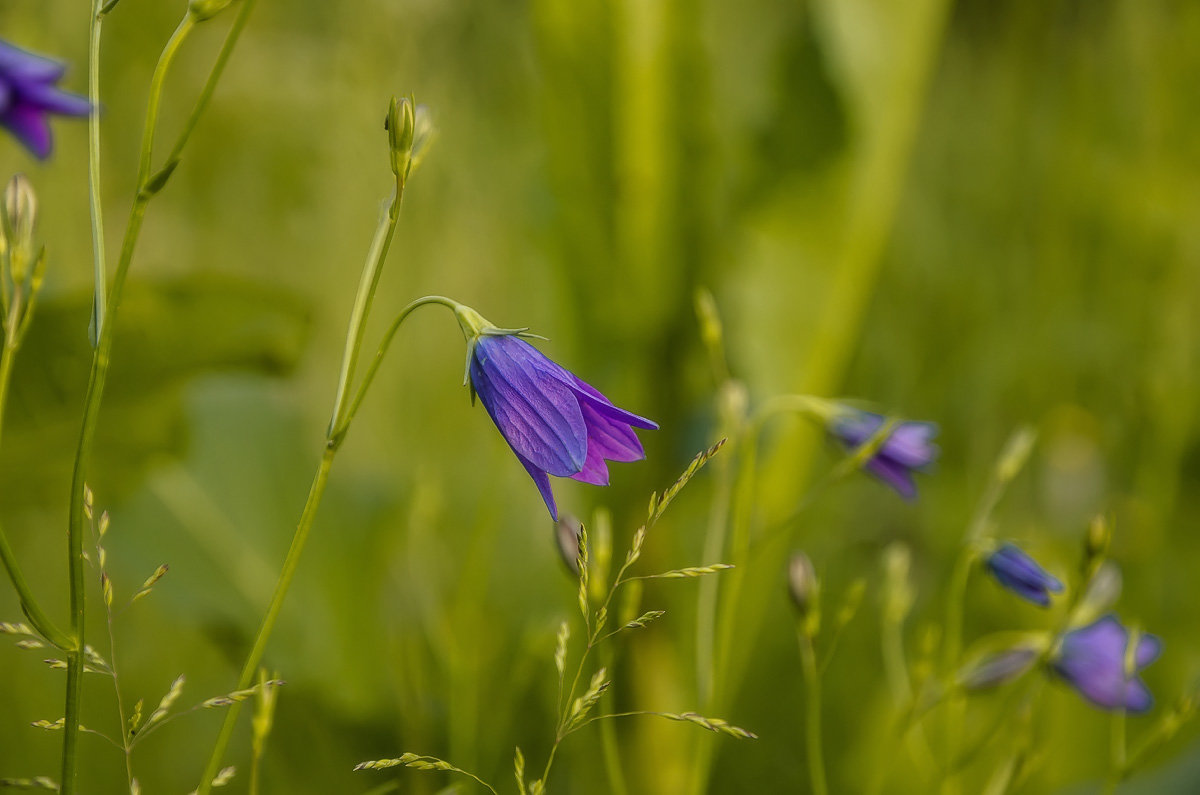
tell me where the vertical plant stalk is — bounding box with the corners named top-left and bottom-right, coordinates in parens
top-left (68, 1), bottom-right (257, 787)
top-left (197, 181), bottom-right (452, 791)
top-left (941, 428), bottom-right (1035, 792)
top-left (195, 444), bottom-right (335, 795)
top-left (798, 627), bottom-right (828, 795)
top-left (87, 0), bottom-right (107, 345)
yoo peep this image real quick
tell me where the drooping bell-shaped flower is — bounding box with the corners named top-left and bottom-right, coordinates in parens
top-left (1050, 615), bottom-right (1162, 713)
top-left (455, 305), bottom-right (657, 519)
top-left (827, 408), bottom-right (938, 499)
top-left (0, 39), bottom-right (91, 159)
top-left (984, 543), bottom-right (1064, 608)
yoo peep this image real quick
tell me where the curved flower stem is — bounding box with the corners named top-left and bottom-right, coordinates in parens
top-left (331, 295), bottom-right (462, 442)
top-left (196, 213), bottom-right (448, 790)
top-left (797, 627), bottom-right (828, 795)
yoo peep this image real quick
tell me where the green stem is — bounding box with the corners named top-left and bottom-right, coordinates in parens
top-left (87, 0), bottom-right (107, 343)
top-left (197, 234), bottom-right (446, 792)
top-left (331, 295), bottom-right (461, 442)
top-left (694, 426), bottom-right (735, 705)
top-left (328, 175), bottom-right (406, 436)
top-left (161, 0), bottom-right (260, 173)
top-left (196, 444), bottom-right (336, 794)
top-left (798, 628), bottom-right (828, 795)
top-left (137, 18), bottom-right (195, 187)
top-left (63, 15), bottom-right (199, 793)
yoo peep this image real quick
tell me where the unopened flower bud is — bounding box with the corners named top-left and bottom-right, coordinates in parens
top-left (555, 515), bottom-right (583, 577)
top-left (1071, 560), bottom-right (1122, 628)
top-left (1085, 514), bottom-right (1110, 565)
top-left (2, 174), bottom-right (37, 282)
top-left (188, 0), bottom-right (235, 21)
top-left (882, 542), bottom-right (914, 624)
top-left (788, 551), bottom-right (820, 637)
top-left (959, 648), bottom-right (1039, 691)
top-left (994, 425), bottom-right (1037, 485)
top-left (386, 96), bottom-right (416, 179)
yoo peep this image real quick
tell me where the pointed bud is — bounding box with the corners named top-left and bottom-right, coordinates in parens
top-left (2, 174), bottom-right (37, 285)
top-left (788, 551), bottom-right (821, 637)
top-left (787, 552), bottom-right (817, 615)
top-left (959, 648), bottom-right (1040, 690)
top-left (555, 515), bottom-right (583, 577)
top-left (188, 0), bottom-right (234, 21)
top-left (994, 426), bottom-right (1037, 484)
top-left (386, 97), bottom-right (416, 180)
top-left (1085, 514), bottom-right (1111, 565)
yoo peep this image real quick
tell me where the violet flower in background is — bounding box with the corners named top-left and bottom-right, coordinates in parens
top-left (1051, 614), bottom-right (1162, 713)
top-left (467, 332), bottom-right (657, 520)
top-left (828, 409), bottom-right (938, 499)
top-left (0, 39), bottom-right (91, 159)
top-left (985, 542), bottom-right (1064, 607)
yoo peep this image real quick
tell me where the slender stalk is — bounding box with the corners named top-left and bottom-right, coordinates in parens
top-left (798, 628), bottom-right (828, 795)
top-left (87, 0), bottom-right (107, 343)
top-left (64, 14), bottom-right (202, 792)
top-left (333, 295), bottom-right (461, 440)
top-left (694, 430), bottom-right (735, 704)
top-left (328, 178), bottom-right (406, 435)
top-left (93, 525), bottom-right (136, 789)
top-left (195, 444), bottom-right (335, 793)
top-left (197, 237), bottom-right (444, 792)
top-left (161, 0), bottom-right (260, 172)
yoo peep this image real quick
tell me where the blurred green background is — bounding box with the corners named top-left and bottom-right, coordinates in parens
top-left (1, 0), bottom-right (1198, 792)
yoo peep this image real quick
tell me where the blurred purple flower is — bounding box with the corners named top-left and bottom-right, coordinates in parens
top-left (0, 39), bottom-right (91, 159)
top-left (1051, 615), bottom-right (1162, 713)
top-left (469, 334), bottom-right (657, 520)
top-left (985, 543), bottom-right (1064, 607)
top-left (829, 409), bottom-right (938, 499)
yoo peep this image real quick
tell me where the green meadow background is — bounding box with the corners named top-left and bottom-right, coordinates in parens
top-left (1, 0), bottom-right (1198, 791)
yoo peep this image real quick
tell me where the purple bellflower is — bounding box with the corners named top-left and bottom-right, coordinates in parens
top-left (828, 409), bottom-right (938, 499)
top-left (456, 305), bottom-right (657, 520)
top-left (984, 543), bottom-right (1064, 608)
top-left (0, 39), bottom-right (91, 160)
top-left (1051, 614), bottom-right (1162, 713)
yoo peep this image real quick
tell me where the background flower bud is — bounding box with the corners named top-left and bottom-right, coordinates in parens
top-left (2, 173), bottom-right (38, 285)
top-left (188, 0), bottom-right (235, 21)
top-left (788, 551), bottom-right (817, 615)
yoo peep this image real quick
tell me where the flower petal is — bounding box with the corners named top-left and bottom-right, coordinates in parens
top-left (864, 454), bottom-right (918, 500)
top-left (1052, 615), bottom-right (1160, 713)
top-left (471, 336), bottom-right (587, 477)
top-left (579, 399), bottom-right (645, 462)
top-left (512, 449), bottom-right (558, 520)
top-left (1, 104), bottom-right (52, 159)
top-left (20, 81), bottom-right (91, 117)
top-left (985, 543), bottom-right (1064, 607)
top-left (881, 421), bottom-right (940, 468)
top-left (1136, 634), bottom-right (1163, 669)
top-left (568, 375), bottom-right (659, 430)
top-left (0, 41), bottom-right (66, 83)
top-left (569, 441), bottom-right (610, 486)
